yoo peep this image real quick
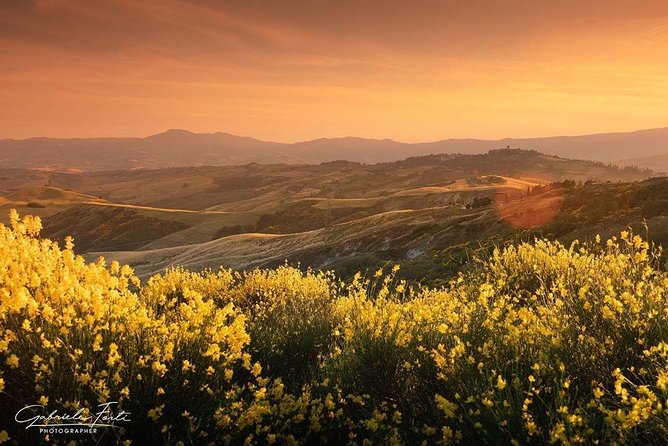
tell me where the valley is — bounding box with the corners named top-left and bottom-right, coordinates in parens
top-left (0, 148), bottom-right (660, 285)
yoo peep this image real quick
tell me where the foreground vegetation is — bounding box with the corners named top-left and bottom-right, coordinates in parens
top-left (2, 211), bottom-right (668, 445)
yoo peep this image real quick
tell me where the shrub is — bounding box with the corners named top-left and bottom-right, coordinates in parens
top-left (229, 266), bottom-right (338, 390)
top-left (0, 211), bottom-right (253, 444)
top-left (2, 211), bottom-right (668, 445)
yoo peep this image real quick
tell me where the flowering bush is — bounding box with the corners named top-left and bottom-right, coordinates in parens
top-left (0, 211), bottom-right (252, 444)
top-left (2, 211), bottom-right (668, 444)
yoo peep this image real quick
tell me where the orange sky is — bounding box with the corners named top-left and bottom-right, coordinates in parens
top-left (1, 0), bottom-right (668, 142)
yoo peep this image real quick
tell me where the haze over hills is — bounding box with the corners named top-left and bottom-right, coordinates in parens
top-left (1, 127), bottom-right (668, 171)
top-left (0, 148), bottom-right (657, 283)
top-left (617, 153), bottom-right (668, 173)
top-left (16, 148), bottom-right (651, 211)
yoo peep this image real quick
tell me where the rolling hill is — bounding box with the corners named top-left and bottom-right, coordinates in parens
top-left (40, 148), bottom-right (651, 211)
top-left (1, 127), bottom-right (668, 171)
top-left (0, 148), bottom-right (655, 284)
top-left (85, 177), bottom-right (668, 285)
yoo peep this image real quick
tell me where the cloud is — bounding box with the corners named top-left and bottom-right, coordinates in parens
top-left (1, 0), bottom-right (668, 140)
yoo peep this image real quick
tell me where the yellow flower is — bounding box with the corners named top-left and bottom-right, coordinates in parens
top-left (147, 405), bottom-right (164, 420)
top-left (435, 395), bottom-right (457, 419)
top-left (107, 343), bottom-right (121, 367)
top-left (151, 361), bottom-right (167, 376)
top-left (6, 354), bottom-right (19, 368)
top-left (92, 334), bottom-right (103, 352)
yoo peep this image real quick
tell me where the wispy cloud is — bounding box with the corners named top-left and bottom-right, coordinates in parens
top-left (1, 0), bottom-right (668, 140)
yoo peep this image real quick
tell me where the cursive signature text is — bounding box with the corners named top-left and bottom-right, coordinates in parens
top-left (15, 401), bottom-right (131, 429)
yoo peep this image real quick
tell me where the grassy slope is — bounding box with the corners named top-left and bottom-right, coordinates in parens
top-left (87, 178), bottom-right (668, 286)
top-left (0, 149), bottom-right (657, 283)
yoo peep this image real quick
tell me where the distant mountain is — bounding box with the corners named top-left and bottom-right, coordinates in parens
top-left (1, 127), bottom-right (668, 171)
top-left (0, 130), bottom-right (286, 171)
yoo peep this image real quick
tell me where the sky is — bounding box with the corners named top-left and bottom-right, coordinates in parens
top-left (1, 0), bottom-right (668, 142)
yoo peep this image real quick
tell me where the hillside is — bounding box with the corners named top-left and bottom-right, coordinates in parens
top-left (0, 148), bottom-right (658, 284)
top-left (42, 148), bottom-right (650, 211)
top-left (39, 205), bottom-right (191, 252)
top-left (0, 183), bottom-right (109, 221)
top-left (2, 127), bottom-right (668, 171)
top-left (86, 177), bottom-right (668, 284)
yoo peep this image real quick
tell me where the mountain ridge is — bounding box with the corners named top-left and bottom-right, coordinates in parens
top-left (2, 126), bottom-right (668, 171)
